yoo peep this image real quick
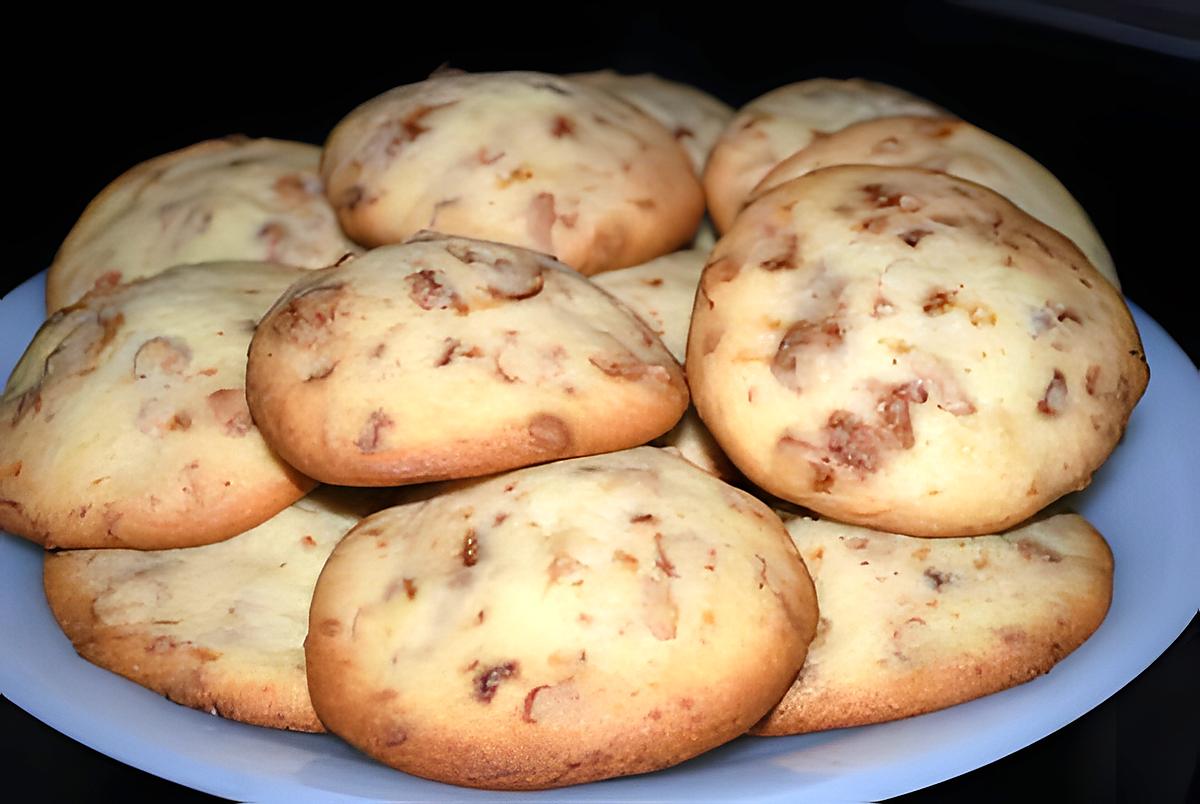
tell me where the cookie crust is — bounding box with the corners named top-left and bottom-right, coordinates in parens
top-left (44, 489), bottom-right (381, 731)
top-left (704, 78), bottom-right (944, 232)
top-left (753, 513), bottom-right (1113, 735)
top-left (247, 234), bottom-right (689, 486)
top-left (1, 263), bottom-right (315, 549)
top-left (305, 448), bottom-right (817, 789)
top-left (320, 71), bottom-right (704, 275)
top-left (46, 136), bottom-right (357, 312)
top-left (687, 165), bottom-right (1147, 536)
top-left (569, 70), bottom-right (734, 175)
top-left (748, 115), bottom-right (1118, 288)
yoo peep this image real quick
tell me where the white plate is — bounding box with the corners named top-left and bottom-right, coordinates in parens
top-left (2, 271), bottom-right (1197, 803)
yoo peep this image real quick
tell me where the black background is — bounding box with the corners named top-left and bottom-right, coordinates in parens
top-left (2, 2), bottom-right (1197, 800)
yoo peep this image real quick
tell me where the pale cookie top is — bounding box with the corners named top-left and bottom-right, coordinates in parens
top-left (320, 71), bottom-right (705, 275)
top-left (246, 234), bottom-right (689, 487)
top-left (704, 79), bottom-right (944, 232)
top-left (0, 263), bottom-right (314, 550)
top-left (46, 137), bottom-right (359, 312)
top-left (593, 248), bottom-right (706, 362)
top-left (592, 251), bottom-right (734, 479)
top-left (569, 71), bottom-right (734, 175)
top-left (654, 410), bottom-right (740, 482)
top-left (754, 513), bottom-right (1113, 735)
top-left (305, 447), bottom-right (817, 790)
top-left (43, 488), bottom-right (382, 732)
top-left (692, 217), bottom-right (718, 251)
top-left (687, 166), bottom-right (1147, 537)
top-left (749, 116), bottom-right (1119, 288)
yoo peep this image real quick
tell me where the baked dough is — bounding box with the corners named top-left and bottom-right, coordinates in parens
top-left (1, 262), bottom-right (314, 549)
top-left (46, 137), bottom-right (358, 312)
top-left (592, 248), bottom-right (706, 362)
top-left (44, 488), bottom-right (383, 732)
top-left (687, 165), bottom-right (1146, 536)
top-left (321, 71), bottom-right (704, 275)
top-left (592, 249), bottom-right (736, 479)
top-left (246, 233), bottom-right (688, 486)
top-left (704, 79), bottom-right (944, 232)
top-left (569, 70), bottom-right (734, 175)
top-left (754, 513), bottom-right (1113, 734)
top-left (749, 116), bottom-right (1118, 287)
top-left (305, 447), bottom-right (817, 789)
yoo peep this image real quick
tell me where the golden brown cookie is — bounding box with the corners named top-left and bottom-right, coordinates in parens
top-left (320, 71), bottom-right (704, 275)
top-left (654, 410), bottom-right (741, 482)
top-left (1, 263), bottom-right (314, 549)
top-left (246, 234), bottom-right (688, 486)
top-left (704, 78), bottom-right (944, 232)
top-left (44, 487), bottom-right (383, 732)
top-left (46, 136), bottom-right (358, 312)
top-left (305, 447), bottom-right (817, 790)
top-left (753, 513), bottom-right (1113, 735)
top-left (687, 166), bottom-right (1147, 536)
top-left (748, 115), bottom-right (1118, 287)
top-left (592, 248), bottom-right (706, 362)
top-left (591, 250), bottom-right (736, 480)
top-left (569, 70), bottom-right (734, 175)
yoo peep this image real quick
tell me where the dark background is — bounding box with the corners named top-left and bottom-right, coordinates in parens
top-left (2, 1), bottom-right (1197, 800)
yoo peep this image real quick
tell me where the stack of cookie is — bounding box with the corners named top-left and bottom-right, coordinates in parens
top-left (0, 69), bottom-right (1147, 791)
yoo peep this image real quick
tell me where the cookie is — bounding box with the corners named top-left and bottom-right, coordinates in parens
top-left (1, 262), bottom-right (315, 549)
top-left (704, 79), bottom-right (944, 232)
top-left (569, 70), bottom-right (734, 175)
top-left (655, 410), bottom-right (741, 482)
top-left (592, 248), bottom-right (706, 362)
top-left (748, 116), bottom-right (1119, 287)
top-left (44, 487), bottom-right (383, 732)
top-left (692, 217), bottom-right (718, 251)
top-left (46, 136), bottom-right (359, 312)
top-left (246, 234), bottom-right (688, 486)
top-left (305, 447), bottom-right (818, 790)
top-left (687, 166), bottom-right (1147, 536)
top-left (591, 250), bottom-right (735, 479)
top-left (320, 71), bottom-right (704, 275)
top-left (753, 513), bottom-right (1113, 735)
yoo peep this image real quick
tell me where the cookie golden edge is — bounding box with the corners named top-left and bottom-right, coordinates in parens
top-left (319, 71), bottom-right (705, 275)
top-left (4, 267), bottom-right (318, 550)
top-left (45, 136), bottom-right (253, 313)
top-left (43, 551), bottom-right (324, 732)
top-left (2, 467), bottom-right (314, 550)
top-left (751, 517), bottom-right (1114, 736)
top-left (304, 453), bottom-right (818, 789)
top-left (687, 167), bottom-right (1149, 537)
top-left (702, 79), bottom-right (945, 234)
top-left (246, 253), bottom-right (690, 487)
